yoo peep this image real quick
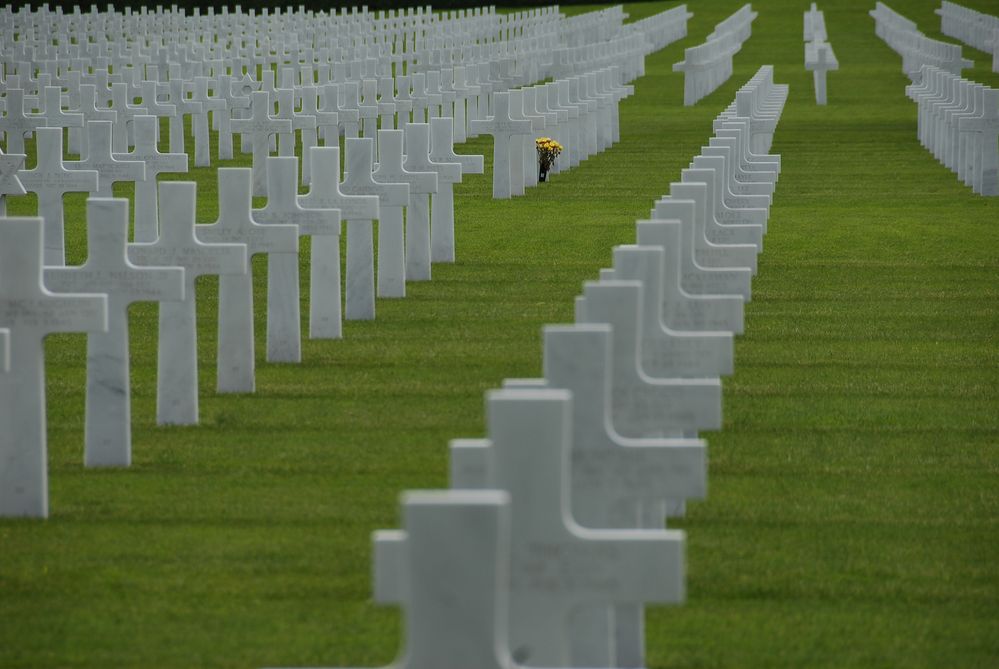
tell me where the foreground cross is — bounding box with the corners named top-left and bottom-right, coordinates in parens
top-left (493, 324), bottom-right (708, 668)
top-left (0, 217), bottom-right (107, 518)
top-left (448, 389), bottom-right (685, 666)
top-left (45, 199), bottom-right (184, 466)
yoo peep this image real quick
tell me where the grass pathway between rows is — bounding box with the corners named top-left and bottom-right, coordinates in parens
top-left (2, 1), bottom-right (997, 667)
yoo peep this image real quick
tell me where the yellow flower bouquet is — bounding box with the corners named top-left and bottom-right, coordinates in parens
top-left (536, 137), bottom-right (563, 182)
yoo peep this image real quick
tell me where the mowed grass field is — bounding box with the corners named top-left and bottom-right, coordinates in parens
top-left (2, 0), bottom-right (998, 667)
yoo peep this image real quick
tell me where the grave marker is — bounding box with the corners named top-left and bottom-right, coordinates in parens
top-left (0, 217), bottom-right (107, 518)
top-left (343, 136), bottom-right (409, 305)
top-left (114, 115), bottom-right (188, 243)
top-left (373, 129), bottom-right (438, 297)
top-left (18, 127), bottom-right (99, 265)
top-left (256, 155), bottom-right (341, 350)
top-left (231, 90), bottom-right (292, 196)
top-left (308, 142), bottom-right (381, 320)
top-left (459, 388), bottom-right (685, 666)
top-left (68, 120), bottom-right (146, 198)
top-left (128, 182), bottom-right (247, 425)
top-left (44, 198), bottom-right (184, 466)
top-left (197, 168), bottom-right (298, 391)
top-left (0, 89), bottom-right (45, 154)
top-left (468, 91), bottom-right (533, 199)
top-left (429, 116), bottom-right (483, 262)
top-left (578, 280), bottom-right (723, 438)
top-left (404, 122), bottom-right (459, 275)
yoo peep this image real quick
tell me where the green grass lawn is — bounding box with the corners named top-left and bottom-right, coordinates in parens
top-left (2, 0), bottom-right (998, 667)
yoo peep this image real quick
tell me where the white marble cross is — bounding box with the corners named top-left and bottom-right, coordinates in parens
top-left (0, 89), bottom-right (45, 154)
top-left (216, 74), bottom-right (250, 161)
top-left (577, 280), bottom-right (723, 438)
top-left (455, 388), bottom-right (686, 667)
top-left (256, 155), bottom-right (341, 349)
top-left (515, 88), bottom-right (546, 191)
top-left (681, 163), bottom-right (765, 249)
top-left (69, 120), bottom-right (146, 198)
top-left (362, 78), bottom-right (392, 138)
top-left (109, 82), bottom-right (144, 153)
top-left (339, 81), bottom-right (363, 139)
top-left (302, 143), bottom-right (380, 321)
top-left (0, 217), bottom-right (107, 518)
top-left (342, 136), bottom-right (408, 310)
top-left (497, 323), bottom-right (707, 668)
top-left (71, 84), bottom-right (118, 157)
top-left (114, 115), bottom-right (188, 243)
top-left (404, 122), bottom-right (460, 276)
top-left (298, 86), bottom-right (337, 185)
top-left (128, 182), bottom-right (247, 425)
top-left (18, 127), bottom-right (99, 265)
top-left (958, 88), bottom-right (999, 196)
top-left (468, 92), bottom-right (533, 199)
top-left (231, 90), bottom-right (292, 196)
top-left (669, 178), bottom-right (759, 274)
top-left (167, 78), bottom-right (204, 156)
top-left (39, 86), bottom-right (84, 132)
top-left (44, 198), bottom-right (184, 467)
top-left (606, 245), bottom-right (735, 377)
top-left (197, 168), bottom-right (298, 392)
top-left (325, 82), bottom-right (360, 139)
top-left (626, 225), bottom-right (745, 334)
top-left (429, 116), bottom-right (484, 263)
top-left (377, 77), bottom-right (403, 130)
top-left (652, 195), bottom-right (753, 299)
top-left (804, 41), bottom-right (838, 105)
top-left (190, 76), bottom-right (226, 167)
top-left (0, 148), bottom-right (26, 216)
top-left (357, 79), bottom-right (380, 138)
top-left (373, 128), bottom-right (438, 296)
top-left (450, 66), bottom-right (478, 143)
top-left (275, 87), bottom-right (317, 160)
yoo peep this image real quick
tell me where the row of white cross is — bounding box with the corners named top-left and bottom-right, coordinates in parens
top-left (0, 1), bottom-right (653, 159)
top-left (0, 3), bottom-right (692, 519)
top-left (906, 64), bottom-right (999, 197)
top-left (936, 0), bottom-right (999, 74)
top-left (870, 1), bottom-right (974, 82)
top-left (803, 3), bottom-right (839, 106)
top-left (296, 65), bottom-right (787, 669)
top-left (672, 3), bottom-right (756, 106)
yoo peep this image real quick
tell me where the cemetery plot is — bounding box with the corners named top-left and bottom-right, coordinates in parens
top-left (2, 1), bottom-right (996, 668)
